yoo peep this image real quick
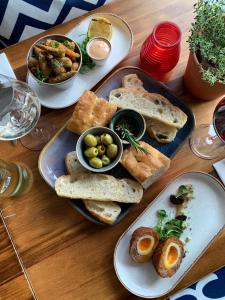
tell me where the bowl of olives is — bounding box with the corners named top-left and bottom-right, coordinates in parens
top-left (76, 126), bottom-right (123, 172)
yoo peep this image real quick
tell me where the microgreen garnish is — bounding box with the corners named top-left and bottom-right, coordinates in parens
top-left (78, 35), bottom-right (95, 73)
top-left (154, 210), bottom-right (187, 241)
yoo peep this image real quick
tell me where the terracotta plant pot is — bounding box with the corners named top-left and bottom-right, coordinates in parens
top-left (184, 52), bottom-right (225, 101)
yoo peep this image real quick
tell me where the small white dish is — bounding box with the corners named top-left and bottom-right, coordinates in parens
top-left (114, 172), bottom-right (225, 298)
top-left (27, 13), bottom-right (133, 109)
top-left (86, 37), bottom-right (111, 66)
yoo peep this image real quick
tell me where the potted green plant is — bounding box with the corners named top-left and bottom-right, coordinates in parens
top-left (184, 0), bottom-right (225, 101)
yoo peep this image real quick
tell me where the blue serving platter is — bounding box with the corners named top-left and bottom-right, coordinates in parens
top-left (38, 66), bottom-right (195, 225)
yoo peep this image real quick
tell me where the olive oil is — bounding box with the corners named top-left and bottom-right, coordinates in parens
top-left (0, 160), bottom-right (33, 197)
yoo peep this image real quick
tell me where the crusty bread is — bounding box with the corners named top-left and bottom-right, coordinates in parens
top-left (121, 74), bottom-right (178, 143)
top-left (65, 151), bottom-right (89, 176)
top-left (120, 141), bottom-right (170, 189)
top-left (122, 74), bottom-right (146, 92)
top-left (67, 90), bottom-right (117, 134)
top-left (65, 151), bottom-right (121, 224)
top-left (109, 88), bottom-right (187, 129)
top-left (55, 174), bottom-right (143, 203)
top-left (83, 200), bottom-right (121, 225)
top-left (146, 119), bottom-right (177, 144)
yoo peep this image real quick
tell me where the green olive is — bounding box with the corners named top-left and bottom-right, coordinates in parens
top-left (95, 135), bottom-right (102, 145)
top-left (84, 134), bottom-right (97, 147)
top-left (107, 144), bottom-right (118, 158)
top-left (101, 133), bottom-right (113, 145)
top-left (89, 157), bottom-right (103, 169)
top-left (84, 147), bottom-right (98, 158)
top-left (97, 145), bottom-right (106, 156)
top-left (101, 155), bottom-right (111, 166)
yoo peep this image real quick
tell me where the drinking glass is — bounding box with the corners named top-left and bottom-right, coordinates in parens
top-left (190, 98), bottom-right (225, 159)
top-left (0, 159), bottom-right (33, 197)
top-left (0, 74), bottom-right (53, 150)
top-left (140, 21), bottom-right (181, 76)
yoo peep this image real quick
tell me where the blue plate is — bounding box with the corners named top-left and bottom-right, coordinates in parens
top-left (38, 66), bottom-right (195, 225)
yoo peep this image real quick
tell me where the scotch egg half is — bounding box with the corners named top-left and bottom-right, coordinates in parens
top-left (152, 236), bottom-right (184, 277)
top-left (129, 227), bottom-right (160, 263)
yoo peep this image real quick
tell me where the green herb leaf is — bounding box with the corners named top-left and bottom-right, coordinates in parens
top-left (188, 0), bottom-right (225, 85)
top-left (63, 40), bottom-right (73, 50)
top-left (78, 35), bottom-right (95, 73)
top-left (115, 121), bottom-right (150, 155)
top-left (34, 69), bottom-right (49, 82)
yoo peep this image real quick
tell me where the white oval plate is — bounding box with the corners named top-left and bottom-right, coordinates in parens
top-left (27, 13), bottom-right (133, 109)
top-left (114, 172), bottom-right (225, 298)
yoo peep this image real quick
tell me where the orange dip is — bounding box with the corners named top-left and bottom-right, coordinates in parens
top-left (88, 39), bottom-right (110, 60)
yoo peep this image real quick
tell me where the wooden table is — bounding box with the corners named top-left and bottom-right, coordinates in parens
top-left (0, 0), bottom-right (224, 299)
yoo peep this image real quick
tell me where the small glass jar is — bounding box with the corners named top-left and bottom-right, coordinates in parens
top-left (140, 21), bottom-right (181, 76)
top-left (0, 159), bottom-right (33, 197)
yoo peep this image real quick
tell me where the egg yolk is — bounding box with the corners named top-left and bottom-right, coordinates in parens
top-left (138, 237), bottom-right (152, 251)
top-left (167, 246), bottom-right (178, 265)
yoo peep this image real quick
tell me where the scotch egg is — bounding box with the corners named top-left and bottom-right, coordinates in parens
top-left (152, 236), bottom-right (184, 277)
top-left (129, 227), bottom-right (160, 263)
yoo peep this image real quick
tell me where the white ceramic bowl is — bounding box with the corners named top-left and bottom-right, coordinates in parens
top-left (27, 34), bottom-right (82, 89)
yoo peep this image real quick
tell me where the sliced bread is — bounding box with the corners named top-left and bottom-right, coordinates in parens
top-left (83, 200), bottom-right (121, 225)
top-left (65, 151), bottom-right (121, 224)
top-left (109, 88), bottom-right (187, 129)
top-left (122, 74), bottom-right (146, 92)
top-left (65, 151), bottom-right (89, 176)
top-left (120, 141), bottom-right (171, 189)
top-left (55, 174), bottom-right (143, 203)
top-left (146, 119), bottom-right (177, 144)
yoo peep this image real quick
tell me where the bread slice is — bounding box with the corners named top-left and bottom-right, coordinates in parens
top-left (83, 200), bottom-right (121, 225)
top-left (122, 74), bottom-right (146, 92)
top-left (146, 119), bottom-right (177, 144)
top-left (65, 151), bottom-right (121, 224)
top-left (120, 141), bottom-right (170, 189)
top-left (67, 90), bottom-right (117, 134)
top-left (55, 174), bottom-right (143, 203)
top-left (109, 88), bottom-right (187, 129)
top-left (65, 151), bottom-right (89, 176)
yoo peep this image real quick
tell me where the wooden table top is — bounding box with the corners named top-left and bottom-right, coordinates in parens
top-left (0, 0), bottom-right (225, 299)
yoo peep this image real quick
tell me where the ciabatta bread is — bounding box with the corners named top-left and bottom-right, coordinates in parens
top-left (83, 200), bottom-right (121, 225)
top-left (65, 151), bottom-right (121, 224)
top-left (122, 74), bottom-right (146, 92)
top-left (55, 174), bottom-right (143, 203)
top-left (146, 119), bottom-right (177, 144)
top-left (67, 90), bottom-right (117, 134)
top-left (65, 151), bottom-right (89, 176)
top-left (109, 88), bottom-right (187, 129)
top-left (120, 141), bottom-right (170, 189)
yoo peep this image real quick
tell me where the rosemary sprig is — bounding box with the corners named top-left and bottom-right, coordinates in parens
top-left (116, 122), bottom-right (150, 155)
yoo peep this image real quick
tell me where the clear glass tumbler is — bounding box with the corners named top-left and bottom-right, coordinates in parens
top-left (0, 159), bottom-right (33, 197)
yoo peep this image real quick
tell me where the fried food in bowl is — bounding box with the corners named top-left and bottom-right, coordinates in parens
top-left (27, 34), bottom-right (82, 88)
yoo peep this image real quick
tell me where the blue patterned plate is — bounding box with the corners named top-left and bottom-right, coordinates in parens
top-left (38, 66), bottom-right (195, 225)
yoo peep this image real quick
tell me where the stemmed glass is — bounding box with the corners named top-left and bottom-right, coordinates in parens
top-left (190, 98), bottom-right (225, 159)
top-left (0, 74), bottom-right (53, 150)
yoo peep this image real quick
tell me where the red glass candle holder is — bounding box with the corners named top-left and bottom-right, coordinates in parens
top-left (140, 21), bottom-right (181, 76)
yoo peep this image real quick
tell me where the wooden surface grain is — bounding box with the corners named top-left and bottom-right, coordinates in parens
top-left (0, 0), bottom-right (225, 299)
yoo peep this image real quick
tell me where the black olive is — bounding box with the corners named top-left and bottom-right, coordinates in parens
top-left (170, 195), bottom-right (184, 205)
top-left (176, 215), bottom-right (187, 221)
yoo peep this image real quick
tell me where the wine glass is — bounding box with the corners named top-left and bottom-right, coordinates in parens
top-left (0, 74), bottom-right (53, 150)
top-left (190, 98), bottom-right (225, 159)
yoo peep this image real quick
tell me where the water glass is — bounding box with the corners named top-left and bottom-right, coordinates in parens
top-left (0, 159), bottom-right (33, 197)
